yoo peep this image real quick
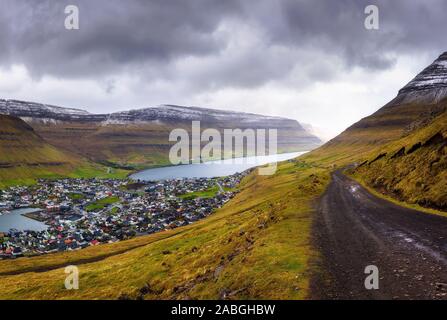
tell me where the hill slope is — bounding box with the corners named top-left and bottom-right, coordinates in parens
top-left (305, 52), bottom-right (447, 211)
top-left (0, 114), bottom-right (128, 187)
top-left (0, 101), bottom-right (322, 169)
top-left (351, 108), bottom-right (446, 211)
top-left (0, 161), bottom-right (329, 299)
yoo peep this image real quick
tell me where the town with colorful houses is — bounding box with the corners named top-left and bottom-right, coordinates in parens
top-left (0, 172), bottom-right (247, 259)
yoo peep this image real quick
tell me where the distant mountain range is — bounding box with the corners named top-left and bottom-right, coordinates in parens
top-left (0, 101), bottom-right (322, 182)
top-left (0, 100), bottom-right (312, 125)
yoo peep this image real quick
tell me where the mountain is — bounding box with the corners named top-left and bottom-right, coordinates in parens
top-left (306, 52), bottom-right (447, 210)
top-left (0, 99), bottom-right (91, 120)
top-left (394, 52), bottom-right (447, 104)
top-left (0, 114), bottom-right (128, 188)
top-left (0, 101), bottom-right (322, 169)
top-left (0, 114), bottom-right (77, 187)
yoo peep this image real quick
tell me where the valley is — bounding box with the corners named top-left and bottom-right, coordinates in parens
top-left (0, 173), bottom-right (245, 258)
top-left (0, 52), bottom-right (446, 300)
top-left (0, 101), bottom-right (322, 171)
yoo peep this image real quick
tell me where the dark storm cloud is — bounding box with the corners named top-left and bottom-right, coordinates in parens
top-left (0, 0), bottom-right (243, 77)
top-left (0, 0), bottom-right (445, 89)
top-left (247, 0), bottom-right (447, 70)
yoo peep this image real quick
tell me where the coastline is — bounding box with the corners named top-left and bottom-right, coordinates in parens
top-left (21, 210), bottom-right (46, 223)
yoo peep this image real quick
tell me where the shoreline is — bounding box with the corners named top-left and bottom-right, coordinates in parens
top-left (21, 211), bottom-right (46, 223)
top-left (130, 150), bottom-right (307, 180)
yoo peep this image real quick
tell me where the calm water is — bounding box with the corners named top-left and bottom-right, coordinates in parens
top-left (0, 208), bottom-right (48, 232)
top-left (131, 151), bottom-right (307, 181)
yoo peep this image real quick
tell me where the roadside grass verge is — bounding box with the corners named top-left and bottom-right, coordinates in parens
top-left (349, 174), bottom-right (447, 218)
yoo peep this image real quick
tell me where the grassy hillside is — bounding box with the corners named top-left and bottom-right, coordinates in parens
top-left (350, 109), bottom-right (446, 211)
top-left (30, 119), bottom-right (317, 170)
top-left (0, 115), bottom-right (129, 188)
top-left (0, 160), bottom-right (329, 299)
top-left (304, 98), bottom-right (447, 212)
top-left (305, 99), bottom-right (446, 163)
top-left (31, 121), bottom-right (178, 170)
top-left (1, 98), bottom-right (442, 298)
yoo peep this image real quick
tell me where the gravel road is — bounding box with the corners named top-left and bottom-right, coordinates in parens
top-left (311, 170), bottom-right (447, 300)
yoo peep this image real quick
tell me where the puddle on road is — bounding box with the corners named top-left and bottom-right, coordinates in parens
top-left (392, 230), bottom-right (447, 265)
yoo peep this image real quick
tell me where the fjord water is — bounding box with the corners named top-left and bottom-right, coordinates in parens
top-left (0, 208), bottom-right (47, 232)
top-left (131, 151), bottom-right (306, 181)
top-left (0, 152), bottom-right (305, 232)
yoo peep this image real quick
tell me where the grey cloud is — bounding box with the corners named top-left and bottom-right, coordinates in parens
top-left (0, 0), bottom-right (446, 92)
top-left (1, 0), bottom-right (242, 77)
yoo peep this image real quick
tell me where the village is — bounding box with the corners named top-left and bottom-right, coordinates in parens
top-left (0, 172), bottom-right (247, 259)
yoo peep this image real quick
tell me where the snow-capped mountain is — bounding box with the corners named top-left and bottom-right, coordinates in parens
top-left (108, 104), bottom-right (289, 123)
top-left (394, 52), bottom-right (447, 104)
top-left (0, 99), bottom-right (302, 128)
top-left (0, 99), bottom-right (90, 120)
top-left (0, 99), bottom-right (322, 167)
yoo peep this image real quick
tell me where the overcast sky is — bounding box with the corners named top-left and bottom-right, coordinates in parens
top-left (0, 0), bottom-right (446, 139)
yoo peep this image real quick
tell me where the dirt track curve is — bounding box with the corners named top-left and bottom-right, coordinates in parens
top-left (311, 170), bottom-right (447, 300)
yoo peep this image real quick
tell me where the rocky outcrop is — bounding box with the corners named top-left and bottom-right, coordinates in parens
top-left (392, 52), bottom-right (447, 104)
top-left (0, 99), bottom-right (100, 122)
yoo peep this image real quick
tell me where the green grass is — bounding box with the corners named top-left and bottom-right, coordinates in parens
top-left (303, 103), bottom-right (447, 213)
top-left (70, 165), bottom-right (130, 180)
top-left (0, 159), bottom-right (330, 300)
top-left (0, 164), bottom-right (131, 190)
top-left (69, 193), bottom-right (85, 200)
top-left (351, 175), bottom-right (447, 218)
top-left (85, 196), bottom-right (120, 212)
top-left (178, 186), bottom-right (220, 200)
top-left (349, 110), bottom-right (447, 212)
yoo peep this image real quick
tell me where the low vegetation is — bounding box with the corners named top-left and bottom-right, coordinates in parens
top-left (85, 196), bottom-right (121, 212)
top-left (178, 186), bottom-right (220, 200)
top-left (350, 110), bottom-right (446, 212)
top-left (0, 160), bottom-right (329, 299)
top-left (0, 114), bottom-right (130, 189)
top-left (304, 101), bottom-right (447, 214)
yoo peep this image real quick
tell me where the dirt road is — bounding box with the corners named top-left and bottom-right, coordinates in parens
top-left (311, 170), bottom-right (447, 299)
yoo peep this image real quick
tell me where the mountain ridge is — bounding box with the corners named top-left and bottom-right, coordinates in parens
top-left (0, 99), bottom-right (305, 124)
top-left (0, 99), bottom-right (322, 169)
top-left (0, 114), bottom-right (124, 188)
top-left (305, 51), bottom-right (447, 211)
top-left (392, 51), bottom-right (447, 105)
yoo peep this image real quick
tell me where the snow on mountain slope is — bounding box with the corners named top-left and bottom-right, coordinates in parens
top-left (394, 52), bottom-right (447, 104)
top-left (106, 104), bottom-right (294, 125)
top-left (0, 99), bottom-right (310, 130)
top-left (0, 99), bottom-right (90, 118)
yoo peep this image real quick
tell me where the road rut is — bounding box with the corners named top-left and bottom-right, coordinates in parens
top-left (311, 170), bottom-right (447, 299)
